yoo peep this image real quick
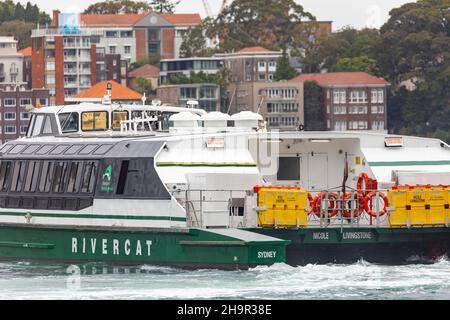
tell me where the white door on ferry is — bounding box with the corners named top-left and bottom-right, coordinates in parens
top-left (308, 153), bottom-right (328, 192)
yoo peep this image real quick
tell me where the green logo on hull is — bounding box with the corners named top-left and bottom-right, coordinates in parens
top-left (101, 164), bottom-right (113, 192)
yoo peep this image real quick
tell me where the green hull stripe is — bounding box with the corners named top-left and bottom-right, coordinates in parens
top-left (0, 212), bottom-right (186, 222)
top-left (369, 160), bottom-right (450, 167)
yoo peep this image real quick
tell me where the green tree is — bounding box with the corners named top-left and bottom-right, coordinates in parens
top-left (149, 0), bottom-right (180, 13)
top-left (207, 0), bottom-right (316, 52)
top-left (0, 20), bottom-right (34, 49)
top-left (129, 53), bottom-right (161, 71)
top-left (134, 77), bottom-right (154, 96)
top-left (274, 47), bottom-right (298, 81)
top-left (179, 21), bottom-right (212, 58)
top-left (84, 0), bottom-right (151, 14)
top-left (14, 2), bottom-right (25, 21)
top-left (375, 0), bottom-right (450, 140)
top-left (303, 81), bottom-right (326, 131)
top-left (331, 55), bottom-right (379, 74)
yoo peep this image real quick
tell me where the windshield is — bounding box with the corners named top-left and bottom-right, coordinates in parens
top-left (58, 112), bottom-right (79, 133)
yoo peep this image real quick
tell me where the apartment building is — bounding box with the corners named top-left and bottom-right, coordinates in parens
top-left (31, 11), bottom-right (201, 105)
top-left (0, 37), bottom-right (24, 85)
top-left (226, 81), bottom-right (304, 131)
top-left (157, 83), bottom-right (221, 112)
top-left (0, 83), bottom-right (49, 143)
top-left (18, 47), bottom-right (32, 88)
top-left (291, 72), bottom-right (390, 131)
top-left (159, 57), bottom-right (224, 84)
top-left (215, 47), bottom-right (282, 83)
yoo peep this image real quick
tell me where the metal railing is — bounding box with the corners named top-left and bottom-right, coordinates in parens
top-left (171, 187), bottom-right (392, 229)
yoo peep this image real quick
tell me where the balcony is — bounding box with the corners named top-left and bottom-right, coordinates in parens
top-left (78, 68), bottom-right (91, 75)
top-left (64, 55), bottom-right (78, 61)
top-left (32, 28), bottom-right (103, 38)
top-left (64, 68), bottom-right (77, 74)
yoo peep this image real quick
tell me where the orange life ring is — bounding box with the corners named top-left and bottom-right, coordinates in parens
top-left (307, 192), bottom-right (315, 216)
top-left (357, 172), bottom-right (370, 196)
top-left (341, 193), bottom-right (364, 218)
top-left (363, 191), bottom-right (388, 217)
top-left (313, 192), bottom-right (339, 218)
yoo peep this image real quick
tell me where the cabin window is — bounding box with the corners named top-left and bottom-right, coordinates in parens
top-left (52, 161), bottom-right (68, 193)
top-left (24, 161), bottom-right (40, 192)
top-left (10, 161), bottom-right (26, 192)
top-left (277, 157), bottom-right (300, 181)
top-left (112, 111), bottom-right (129, 130)
top-left (81, 161), bottom-right (98, 193)
top-left (31, 114), bottom-right (45, 136)
top-left (67, 162), bottom-right (83, 193)
top-left (81, 112), bottom-right (108, 131)
top-left (38, 161), bottom-right (54, 193)
top-left (0, 161), bottom-right (12, 192)
top-left (116, 160), bottom-right (130, 195)
top-left (42, 115), bottom-right (53, 135)
top-left (58, 112), bottom-right (79, 133)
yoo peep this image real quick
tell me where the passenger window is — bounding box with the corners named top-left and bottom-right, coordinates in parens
top-left (42, 115), bottom-right (53, 134)
top-left (82, 112), bottom-right (108, 131)
top-left (0, 161), bottom-right (12, 192)
top-left (58, 112), bottom-right (79, 133)
top-left (67, 162), bottom-right (83, 193)
top-left (32, 114), bottom-right (45, 136)
top-left (112, 111), bottom-right (129, 130)
top-left (81, 161), bottom-right (98, 193)
top-left (24, 161), bottom-right (41, 192)
top-left (38, 161), bottom-right (54, 192)
top-left (10, 161), bottom-right (26, 192)
top-left (131, 111), bottom-right (142, 119)
top-left (52, 161), bottom-right (68, 193)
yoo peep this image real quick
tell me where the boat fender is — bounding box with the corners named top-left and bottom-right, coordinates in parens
top-left (363, 191), bottom-right (388, 217)
top-left (357, 172), bottom-right (370, 196)
top-left (341, 193), bottom-right (364, 218)
top-left (307, 192), bottom-right (315, 215)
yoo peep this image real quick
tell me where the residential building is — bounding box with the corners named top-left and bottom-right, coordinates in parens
top-left (18, 47), bottom-right (32, 88)
top-left (0, 37), bottom-right (24, 85)
top-left (0, 83), bottom-right (49, 143)
top-left (226, 81), bottom-right (304, 131)
top-left (215, 47), bottom-right (282, 83)
top-left (159, 57), bottom-right (224, 84)
top-left (66, 80), bottom-right (143, 104)
top-left (157, 83), bottom-right (221, 112)
top-left (128, 64), bottom-right (160, 93)
top-left (291, 72), bottom-right (390, 132)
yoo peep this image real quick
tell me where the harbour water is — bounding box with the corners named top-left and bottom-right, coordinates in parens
top-left (1, 259), bottom-right (450, 300)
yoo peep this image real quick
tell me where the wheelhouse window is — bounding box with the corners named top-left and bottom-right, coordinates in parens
top-left (23, 161), bottom-right (40, 192)
top-left (81, 161), bottom-right (98, 193)
top-left (112, 111), bottom-right (129, 130)
top-left (58, 112), bottom-right (79, 133)
top-left (10, 161), bottom-right (26, 192)
top-left (0, 161), bottom-right (12, 192)
top-left (81, 112), bottom-right (108, 131)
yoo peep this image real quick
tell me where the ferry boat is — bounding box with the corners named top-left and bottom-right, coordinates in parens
top-left (1, 95), bottom-right (450, 267)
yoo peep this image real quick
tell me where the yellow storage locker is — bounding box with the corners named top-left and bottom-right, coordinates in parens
top-left (388, 189), bottom-right (409, 227)
top-left (426, 187), bottom-right (447, 225)
top-left (406, 188), bottom-right (427, 226)
top-left (258, 210), bottom-right (275, 227)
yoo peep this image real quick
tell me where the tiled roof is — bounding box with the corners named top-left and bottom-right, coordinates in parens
top-left (75, 80), bottom-right (143, 100)
top-left (160, 13), bottom-right (201, 26)
top-left (18, 46), bottom-right (32, 56)
top-left (238, 46), bottom-right (271, 53)
top-left (128, 64), bottom-right (160, 78)
top-left (291, 72), bottom-right (390, 86)
top-left (80, 13), bottom-right (148, 27)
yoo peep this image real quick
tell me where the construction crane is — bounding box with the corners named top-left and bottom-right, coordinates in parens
top-left (202, 0), bottom-right (229, 18)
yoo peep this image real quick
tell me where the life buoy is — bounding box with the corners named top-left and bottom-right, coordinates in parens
top-left (307, 192), bottom-right (315, 215)
top-left (363, 191), bottom-right (388, 217)
top-left (313, 192), bottom-right (339, 218)
top-left (341, 192), bottom-right (364, 218)
top-left (357, 172), bottom-right (370, 196)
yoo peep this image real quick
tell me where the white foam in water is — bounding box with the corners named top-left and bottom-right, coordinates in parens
top-left (1, 259), bottom-right (450, 300)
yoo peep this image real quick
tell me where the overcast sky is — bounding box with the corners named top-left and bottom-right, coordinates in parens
top-left (26, 0), bottom-right (416, 30)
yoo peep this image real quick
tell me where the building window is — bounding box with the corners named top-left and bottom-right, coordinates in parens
top-left (334, 121), bottom-right (347, 131)
top-left (268, 74), bottom-right (274, 81)
top-left (372, 120), bottom-right (385, 130)
top-left (124, 45), bottom-right (131, 54)
top-left (371, 89), bottom-right (384, 103)
top-left (180, 87), bottom-right (197, 99)
top-left (333, 106), bottom-right (346, 114)
top-left (112, 59), bottom-right (117, 66)
top-left (20, 112), bottom-right (30, 120)
top-left (371, 105), bottom-right (384, 114)
top-left (109, 46), bottom-right (116, 54)
top-left (200, 87), bottom-right (216, 99)
top-left (20, 126), bottom-right (28, 134)
top-left (106, 31), bottom-right (118, 38)
top-left (349, 121), bottom-right (368, 130)
top-left (46, 75), bottom-right (55, 85)
top-left (20, 98), bottom-right (31, 106)
top-left (333, 90), bottom-right (346, 104)
top-left (258, 61), bottom-right (266, 68)
top-left (350, 90), bottom-right (367, 103)
top-left (269, 61), bottom-right (276, 68)
top-left (4, 98), bottom-right (16, 107)
top-left (259, 73), bottom-right (266, 81)
top-left (120, 31), bottom-right (132, 38)
top-left (245, 74), bottom-right (252, 81)
top-left (4, 112), bottom-right (16, 120)
top-left (46, 61), bottom-right (55, 71)
top-left (5, 126), bottom-right (16, 134)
